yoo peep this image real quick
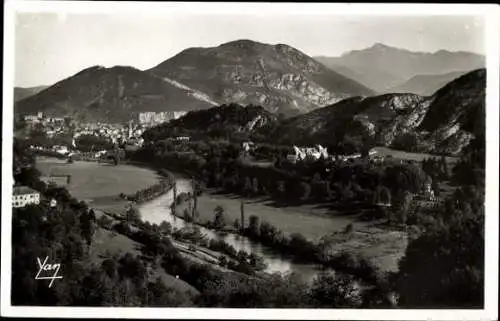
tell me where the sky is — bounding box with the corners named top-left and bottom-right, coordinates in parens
top-left (14, 12), bottom-right (485, 87)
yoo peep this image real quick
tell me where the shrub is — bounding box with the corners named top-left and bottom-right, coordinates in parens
top-left (97, 215), bottom-right (113, 229)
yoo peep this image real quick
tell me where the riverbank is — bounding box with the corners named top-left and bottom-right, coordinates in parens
top-left (35, 157), bottom-right (239, 272)
top-left (172, 189), bottom-right (407, 274)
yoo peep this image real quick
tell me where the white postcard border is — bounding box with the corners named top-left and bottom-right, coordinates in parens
top-left (2, 1), bottom-right (499, 320)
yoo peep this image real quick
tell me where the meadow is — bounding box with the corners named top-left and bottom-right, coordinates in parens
top-left (372, 146), bottom-right (459, 163)
top-left (36, 157), bottom-right (160, 211)
top-left (176, 190), bottom-right (372, 241)
top-left (174, 190), bottom-right (407, 272)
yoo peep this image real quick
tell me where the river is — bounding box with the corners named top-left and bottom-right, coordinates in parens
top-left (36, 156), bottom-right (324, 282)
top-left (138, 176), bottom-right (323, 283)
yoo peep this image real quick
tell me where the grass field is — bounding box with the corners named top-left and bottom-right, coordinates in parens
top-left (36, 157), bottom-right (160, 211)
top-left (175, 190), bottom-right (372, 241)
top-left (320, 227), bottom-right (408, 272)
top-left (175, 190), bottom-right (408, 272)
top-left (372, 146), bottom-right (459, 163)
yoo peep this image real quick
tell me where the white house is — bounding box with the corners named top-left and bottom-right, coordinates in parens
top-left (286, 145), bottom-right (329, 163)
top-left (13, 186), bottom-right (40, 208)
top-left (53, 145), bottom-right (69, 155)
top-left (241, 141), bottom-right (255, 153)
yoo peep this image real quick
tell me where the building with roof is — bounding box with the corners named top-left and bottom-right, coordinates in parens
top-left (12, 186), bottom-right (40, 208)
top-left (286, 145), bottom-right (329, 163)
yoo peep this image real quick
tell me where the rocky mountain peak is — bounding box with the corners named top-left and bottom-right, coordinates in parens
top-left (148, 39), bottom-right (374, 116)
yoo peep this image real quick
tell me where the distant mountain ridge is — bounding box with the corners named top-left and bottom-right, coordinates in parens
top-left (387, 71), bottom-right (468, 96)
top-left (315, 43), bottom-right (485, 93)
top-left (14, 85), bottom-right (49, 102)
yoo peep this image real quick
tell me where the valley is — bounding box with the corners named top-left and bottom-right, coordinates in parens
top-left (12, 37), bottom-right (487, 309)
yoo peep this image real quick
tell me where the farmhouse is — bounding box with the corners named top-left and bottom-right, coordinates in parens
top-left (13, 186), bottom-right (40, 208)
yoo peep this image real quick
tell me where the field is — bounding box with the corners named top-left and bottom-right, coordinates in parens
top-left (36, 157), bottom-right (160, 211)
top-left (176, 190), bottom-right (373, 241)
top-left (320, 228), bottom-right (408, 272)
top-left (175, 191), bottom-right (406, 271)
top-left (372, 146), bottom-right (459, 163)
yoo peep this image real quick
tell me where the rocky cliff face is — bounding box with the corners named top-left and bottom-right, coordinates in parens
top-left (148, 39), bottom-right (374, 116)
top-left (267, 69), bottom-right (485, 155)
top-left (142, 103), bottom-right (278, 141)
top-left (418, 68), bottom-right (486, 154)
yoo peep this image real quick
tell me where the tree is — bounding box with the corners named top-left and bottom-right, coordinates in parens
top-left (298, 182), bottom-right (311, 201)
top-left (240, 199), bottom-right (245, 232)
top-left (159, 221), bottom-right (172, 235)
top-left (233, 219), bottom-right (240, 230)
top-left (242, 176), bottom-right (253, 195)
top-left (125, 206), bottom-right (141, 224)
top-left (344, 223), bottom-right (354, 235)
top-left (396, 214), bottom-right (484, 308)
top-left (213, 205), bottom-right (226, 230)
top-left (391, 132), bottom-right (421, 152)
top-left (441, 156), bottom-right (450, 179)
top-left (395, 191), bottom-right (413, 225)
top-left (310, 272), bottom-right (362, 308)
top-left (97, 215), bottom-right (113, 229)
top-left (431, 179), bottom-right (440, 197)
top-left (248, 215), bottom-right (260, 236)
top-left (102, 258), bottom-right (118, 279)
top-left (183, 208), bottom-right (192, 222)
top-left (252, 177), bottom-right (259, 195)
top-left (374, 185), bottom-right (392, 205)
top-left (276, 180), bottom-right (286, 198)
top-left (80, 211), bottom-right (96, 247)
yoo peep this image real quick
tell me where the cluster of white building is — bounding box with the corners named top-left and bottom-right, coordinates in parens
top-left (73, 121), bottom-right (144, 146)
top-left (163, 136), bottom-right (190, 143)
top-left (12, 185), bottom-right (59, 210)
top-left (408, 177), bottom-right (443, 210)
top-left (23, 112), bottom-right (68, 138)
top-left (285, 145), bottom-right (382, 164)
top-left (286, 145), bottom-right (329, 163)
top-left (12, 186), bottom-right (40, 208)
top-left (24, 112), bottom-right (65, 126)
top-left (138, 111), bottom-right (187, 127)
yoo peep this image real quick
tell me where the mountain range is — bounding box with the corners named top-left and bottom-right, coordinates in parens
top-left (268, 68), bottom-right (486, 155)
top-left (14, 65), bottom-right (217, 122)
top-left (15, 39), bottom-right (374, 122)
top-left (314, 43), bottom-right (485, 94)
top-left (14, 40), bottom-right (486, 154)
top-left (145, 68), bottom-right (485, 156)
top-left (386, 71), bottom-right (468, 96)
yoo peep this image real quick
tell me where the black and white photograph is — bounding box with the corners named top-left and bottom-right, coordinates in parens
top-left (2, 1), bottom-right (499, 320)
